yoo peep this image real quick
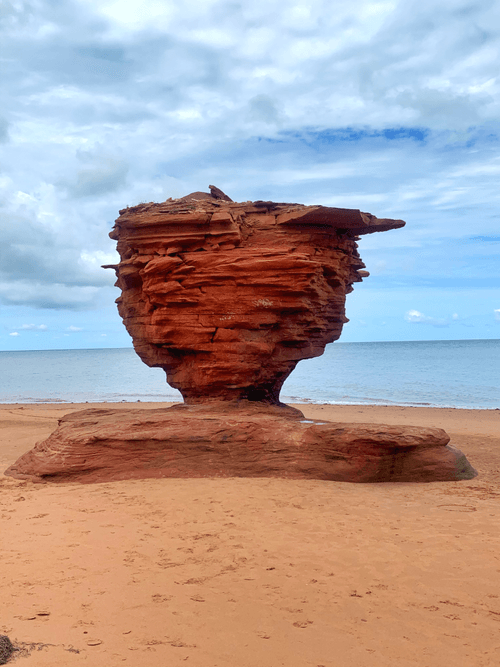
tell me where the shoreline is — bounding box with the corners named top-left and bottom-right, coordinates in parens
top-left (1, 402), bottom-right (499, 665)
top-left (1, 398), bottom-right (498, 411)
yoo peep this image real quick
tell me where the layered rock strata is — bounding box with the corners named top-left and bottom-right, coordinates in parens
top-left (105, 189), bottom-right (405, 403)
top-left (5, 403), bottom-right (477, 484)
top-left (5, 189), bottom-right (477, 484)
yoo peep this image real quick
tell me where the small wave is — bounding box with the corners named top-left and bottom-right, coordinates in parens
top-left (283, 397), bottom-right (498, 410)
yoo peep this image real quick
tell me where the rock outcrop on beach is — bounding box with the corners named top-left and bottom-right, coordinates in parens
top-left (5, 403), bottom-right (477, 484)
top-left (104, 188), bottom-right (405, 403)
top-left (5, 188), bottom-right (477, 484)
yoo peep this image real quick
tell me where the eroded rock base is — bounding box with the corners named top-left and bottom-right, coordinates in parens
top-left (5, 403), bottom-right (477, 484)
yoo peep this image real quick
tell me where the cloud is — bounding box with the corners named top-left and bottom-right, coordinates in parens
top-left (5, 1), bottom-right (499, 147)
top-left (0, 0), bottom-right (498, 348)
top-left (404, 309), bottom-right (475, 329)
top-left (9, 332), bottom-right (20, 336)
top-left (0, 117), bottom-right (9, 142)
top-left (494, 309), bottom-right (500, 321)
top-left (405, 309), bottom-right (449, 327)
top-left (66, 325), bottom-right (83, 331)
top-left (19, 324), bottom-right (48, 330)
top-left (0, 281), bottom-right (101, 310)
top-left (449, 312), bottom-right (474, 328)
top-left (405, 309), bottom-right (432, 323)
top-left (0, 176), bottom-right (116, 309)
top-left (63, 149), bottom-right (129, 198)
top-left (246, 95), bottom-right (284, 126)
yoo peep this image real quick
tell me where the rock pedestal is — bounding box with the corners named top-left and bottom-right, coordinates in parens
top-left (4, 188), bottom-right (477, 484)
top-left (5, 403), bottom-right (476, 484)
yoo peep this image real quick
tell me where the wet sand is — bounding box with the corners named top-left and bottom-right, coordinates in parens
top-left (1, 402), bottom-right (499, 666)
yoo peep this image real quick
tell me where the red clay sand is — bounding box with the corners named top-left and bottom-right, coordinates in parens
top-left (1, 402), bottom-right (499, 666)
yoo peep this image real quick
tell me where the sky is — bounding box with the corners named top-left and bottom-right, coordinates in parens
top-left (1, 0), bottom-right (499, 350)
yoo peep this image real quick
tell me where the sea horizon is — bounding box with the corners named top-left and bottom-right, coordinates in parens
top-left (0, 339), bottom-right (499, 410)
top-left (2, 336), bottom-right (499, 353)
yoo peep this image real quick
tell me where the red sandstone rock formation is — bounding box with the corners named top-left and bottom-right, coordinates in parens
top-left (4, 189), bottom-right (477, 485)
top-left (5, 403), bottom-right (477, 484)
top-left (105, 189), bottom-right (404, 403)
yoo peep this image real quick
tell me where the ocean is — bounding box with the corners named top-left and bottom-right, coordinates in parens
top-left (0, 340), bottom-right (498, 409)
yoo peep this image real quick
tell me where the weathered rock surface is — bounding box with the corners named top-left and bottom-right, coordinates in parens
top-left (105, 189), bottom-right (405, 403)
top-left (5, 189), bottom-right (477, 485)
top-left (5, 403), bottom-right (477, 484)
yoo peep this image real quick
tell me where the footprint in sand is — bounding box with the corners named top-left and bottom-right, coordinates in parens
top-left (86, 639), bottom-right (103, 646)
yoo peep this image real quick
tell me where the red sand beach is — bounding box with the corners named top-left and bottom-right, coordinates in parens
top-left (1, 402), bottom-right (499, 666)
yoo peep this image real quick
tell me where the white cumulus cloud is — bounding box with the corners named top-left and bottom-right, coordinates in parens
top-left (19, 323), bottom-right (48, 330)
top-left (405, 310), bottom-right (449, 327)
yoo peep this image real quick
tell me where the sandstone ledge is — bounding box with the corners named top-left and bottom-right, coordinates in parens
top-left (5, 403), bottom-right (477, 484)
